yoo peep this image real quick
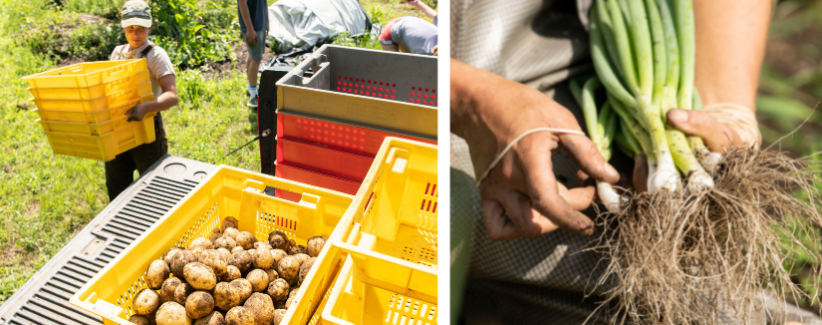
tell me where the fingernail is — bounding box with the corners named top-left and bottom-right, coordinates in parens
top-left (605, 163), bottom-right (619, 179)
top-left (669, 109), bottom-right (688, 125)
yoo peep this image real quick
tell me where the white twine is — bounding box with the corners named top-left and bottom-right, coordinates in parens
top-left (703, 103), bottom-right (761, 148)
top-left (475, 127), bottom-right (586, 188)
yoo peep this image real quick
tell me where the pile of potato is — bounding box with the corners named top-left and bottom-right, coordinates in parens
top-left (129, 217), bottom-right (327, 325)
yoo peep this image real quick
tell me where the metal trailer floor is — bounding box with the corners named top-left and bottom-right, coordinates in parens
top-left (0, 155), bottom-right (215, 325)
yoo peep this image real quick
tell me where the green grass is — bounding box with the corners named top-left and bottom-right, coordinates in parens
top-left (0, 0), bottom-right (435, 306)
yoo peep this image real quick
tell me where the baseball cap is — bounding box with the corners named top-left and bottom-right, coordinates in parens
top-left (121, 0), bottom-right (152, 28)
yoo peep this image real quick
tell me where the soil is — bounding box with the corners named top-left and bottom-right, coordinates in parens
top-left (199, 42), bottom-right (276, 80)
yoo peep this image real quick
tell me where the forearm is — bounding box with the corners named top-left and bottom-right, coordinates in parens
top-left (146, 90), bottom-right (179, 113)
top-left (693, 0), bottom-right (771, 110)
top-left (451, 59), bottom-right (548, 159)
top-left (451, 59), bottom-right (488, 140)
top-left (413, 2), bottom-right (437, 20)
top-left (238, 0), bottom-right (254, 32)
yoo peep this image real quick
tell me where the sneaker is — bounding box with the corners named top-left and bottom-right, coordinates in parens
top-left (247, 94), bottom-right (258, 108)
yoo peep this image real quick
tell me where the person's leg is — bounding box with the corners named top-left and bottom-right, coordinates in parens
top-left (246, 30), bottom-right (265, 107)
top-left (133, 113), bottom-right (169, 176)
top-left (105, 152), bottom-right (137, 201)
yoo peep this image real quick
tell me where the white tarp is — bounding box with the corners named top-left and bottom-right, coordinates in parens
top-left (267, 0), bottom-right (368, 53)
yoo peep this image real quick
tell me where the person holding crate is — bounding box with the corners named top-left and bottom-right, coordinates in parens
top-left (105, 0), bottom-right (178, 201)
top-left (378, 1), bottom-right (438, 56)
top-left (238, 0), bottom-right (268, 108)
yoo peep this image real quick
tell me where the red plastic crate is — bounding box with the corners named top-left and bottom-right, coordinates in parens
top-left (277, 138), bottom-right (375, 181)
top-left (275, 162), bottom-right (362, 196)
top-left (277, 112), bottom-right (436, 156)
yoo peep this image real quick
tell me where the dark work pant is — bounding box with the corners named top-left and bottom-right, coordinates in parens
top-left (105, 113), bottom-right (168, 201)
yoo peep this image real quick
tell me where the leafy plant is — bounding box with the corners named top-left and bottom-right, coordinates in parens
top-left (63, 0), bottom-right (119, 18)
top-left (16, 13), bottom-right (125, 62)
top-left (149, 0), bottom-right (235, 68)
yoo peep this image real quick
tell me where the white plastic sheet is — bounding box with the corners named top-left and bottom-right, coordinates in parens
top-left (267, 0), bottom-right (368, 53)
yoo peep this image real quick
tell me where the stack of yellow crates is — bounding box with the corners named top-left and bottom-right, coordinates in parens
top-left (23, 59), bottom-right (157, 161)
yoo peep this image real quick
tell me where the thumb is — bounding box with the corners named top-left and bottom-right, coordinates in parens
top-left (558, 133), bottom-right (620, 184)
top-left (667, 109), bottom-right (738, 151)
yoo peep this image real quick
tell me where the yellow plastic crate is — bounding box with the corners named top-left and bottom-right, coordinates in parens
top-left (278, 207), bottom-right (367, 325)
top-left (329, 137), bottom-right (438, 305)
top-left (37, 113), bottom-right (154, 136)
top-left (323, 256), bottom-right (438, 325)
top-left (22, 59), bottom-right (147, 89)
top-left (69, 166), bottom-right (355, 325)
top-left (43, 116), bottom-right (155, 161)
top-left (33, 94), bottom-right (154, 124)
top-left (31, 81), bottom-right (152, 112)
top-left (26, 69), bottom-right (151, 100)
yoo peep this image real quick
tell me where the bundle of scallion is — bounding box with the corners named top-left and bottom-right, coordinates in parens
top-left (571, 0), bottom-right (723, 211)
top-left (566, 1), bottom-right (822, 324)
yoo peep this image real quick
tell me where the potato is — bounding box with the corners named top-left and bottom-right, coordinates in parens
top-left (185, 291), bottom-right (215, 320)
top-left (215, 237), bottom-right (236, 251)
top-left (264, 269), bottom-right (278, 281)
top-left (231, 246), bottom-right (245, 254)
top-left (174, 283), bottom-right (195, 305)
top-left (252, 248), bottom-right (274, 270)
top-left (189, 238), bottom-right (214, 250)
top-left (200, 249), bottom-right (227, 277)
top-left (194, 311), bottom-right (225, 325)
top-left (191, 247), bottom-right (207, 261)
top-left (216, 248), bottom-right (232, 261)
top-left (223, 265), bottom-right (241, 282)
top-left (243, 293), bottom-right (274, 325)
top-left (229, 251), bottom-right (253, 273)
top-left (236, 231), bottom-right (256, 250)
top-left (288, 286), bottom-right (300, 300)
top-left (277, 256), bottom-right (300, 285)
top-left (133, 288), bottom-right (160, 315)
top-left (247, 248), bottom-right (256, 257)
top-left (246, 269), bottom-right (269, 292)
top-left (213, 282), bottom-right (241, 311)
top-left (164, 248), bottom-right (182, 267)
top-left (287, 239), bottom-right (296, 251)
top-left (253, 242), bottom-right (272, 251)
top-left (221, 217), bottom-right (239, 232)
top-left (267, 231), bottom-right (288, 250)
top-left (284, 296), bottom-right (295, 310)
top-left (161, 277), bottom-right (183, 304)
top-left (184, 262), bottom-right (217, 291)
top-left (272, 309), bottom-right (287, 325)
top-left (223, 228), bottom-right (240, 240)
top-left (266, 278), bottom-right (289, 302)
top-left (298, 257), bottom-right (316, 285)
top-left (270, 249), bottom-right (287, 266)
top-left (171, 250), bottom-right (198, 277)
top-left (147, 259), bottom-right (170, 290)
top-left (287, 245), bottom-right (308, 256)
top-left (156, 302), bottom-right (192, 325)
top-left (293, 253), bottom-right (310, 266)
top-left (209, 233), bottom-right (222, 243)
top-left (225, 306), bottom-right (254, 325)
top-left (230, 279), bottom-right (253, 303)
top-left (129, 315), bottom-right (151, 325)
top-left (306, 236), bottom-right (326, 257)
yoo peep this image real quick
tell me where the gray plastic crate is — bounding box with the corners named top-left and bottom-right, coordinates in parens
top-left (276, 45), bottom-right (438, 139)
